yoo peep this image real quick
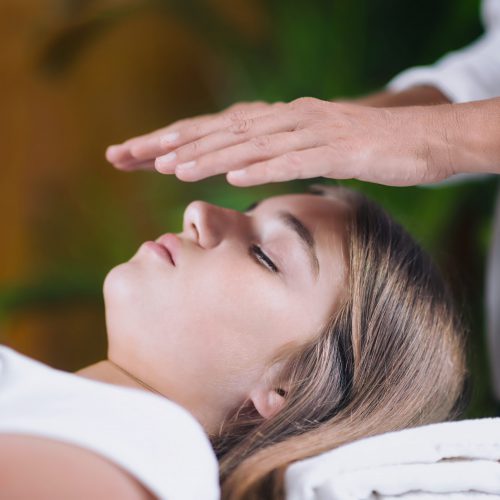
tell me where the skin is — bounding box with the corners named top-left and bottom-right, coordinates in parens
top-left (0, 434), bottom-right (153, 499)
top-left (105, 87), bottom-right (500, 186)
top-left (78, 193), bottom-right (350, 435)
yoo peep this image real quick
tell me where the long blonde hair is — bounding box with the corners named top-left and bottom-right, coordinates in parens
top-left (211, 186), bottom-right (467, 499)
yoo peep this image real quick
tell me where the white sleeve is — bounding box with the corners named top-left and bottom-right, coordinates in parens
top-left (388, 0), bottom-right (500, 103)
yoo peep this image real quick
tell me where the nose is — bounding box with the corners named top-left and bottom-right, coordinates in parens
top-left (182, 201), bottom-right (247, 248)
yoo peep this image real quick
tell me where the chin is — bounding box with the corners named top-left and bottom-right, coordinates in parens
top-left (103, 263), bottom-right (134, 306)
top-left (103, 263), bottom-right (167, 353)
top-left (103, 263), bottom-right (142, 333)
top-left (103, 265), bottom-right (138, 355)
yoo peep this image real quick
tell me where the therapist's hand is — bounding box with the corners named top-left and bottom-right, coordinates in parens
top-left (106, 96), bottom-right (458, 186)
top-left (106, 100), bottom-right (275, 172)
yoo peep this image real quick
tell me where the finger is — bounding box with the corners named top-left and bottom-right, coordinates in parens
top-left (226, 146), bottom-right (344, 186)
top-left (113, 159), bottom-right (156, 171)
top-left (105, 114), bottom-right (215, 169)
top-left (171, 130), bottom-right (316, 182)
top-left (155, 104), bottom-right (293, 164)
top-left (125, 115), bottom-right (214, 161)
top-left (110, 103), bottom-right (275, 166)
top-left (107, 134), bottom-right (167, 166)
top-left (155, 108), bottom-right (297, 173)
top-left (106, 102), bottom-right (280, 171)
top-left (106, 144), bottom-right (137, 165)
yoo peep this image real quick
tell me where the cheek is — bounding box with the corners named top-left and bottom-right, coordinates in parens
top-left (185, 258), bottom-right (306, 372)
top-left (103, 261), bottom-right (174, 352)
top-left (104, 261), bottom-right (162, 315)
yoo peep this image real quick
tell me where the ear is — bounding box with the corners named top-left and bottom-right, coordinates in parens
top-left (249, 386), bottom-right (287, 420)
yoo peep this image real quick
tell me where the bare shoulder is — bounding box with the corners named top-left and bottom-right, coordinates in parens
top-left (0, 434), bottom-right (155, 499)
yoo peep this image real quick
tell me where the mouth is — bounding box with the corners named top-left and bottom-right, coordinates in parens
top-left (141, 241), bottom-right (175, 265)
top-left (155, 233), bottom-right (181, 266)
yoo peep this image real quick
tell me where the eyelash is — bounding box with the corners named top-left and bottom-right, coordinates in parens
top-left (250, 244), bottom-right (279, 273)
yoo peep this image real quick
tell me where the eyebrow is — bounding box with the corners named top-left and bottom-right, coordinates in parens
top-left (245, 200), bottom-right (320, 280)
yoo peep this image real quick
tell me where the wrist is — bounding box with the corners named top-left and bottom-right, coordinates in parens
top-left (390, 104), bottom-right (461, 183)
top-left (419, 99), bottom-right (500, 179)
top-left (445, 99), bottom-right (500, 176)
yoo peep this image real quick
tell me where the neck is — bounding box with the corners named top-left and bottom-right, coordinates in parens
top-left (75, 360), bottom-right (221, 436)
top-left (75, 360), bottom-right (153, 394)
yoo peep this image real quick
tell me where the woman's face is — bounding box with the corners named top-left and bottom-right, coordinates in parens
top-left (104, 192), bottom-right (350, 430)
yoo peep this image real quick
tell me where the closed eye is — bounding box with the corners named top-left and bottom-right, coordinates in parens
top-left (250, 244), bottom-right (279, 273)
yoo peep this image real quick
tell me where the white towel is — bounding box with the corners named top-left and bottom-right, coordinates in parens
top-left (285, 418), bottom-right (500, 500)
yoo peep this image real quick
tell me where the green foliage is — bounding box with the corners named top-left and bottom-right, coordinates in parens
top-left (15, 0), bottom-right (499, 416)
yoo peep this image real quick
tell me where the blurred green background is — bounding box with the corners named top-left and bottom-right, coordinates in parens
top-left (0, 0), bottom-right (497, 417)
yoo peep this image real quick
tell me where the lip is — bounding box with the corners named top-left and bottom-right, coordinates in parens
top-left (141, 241), bottom-right (175, 265)
top-left (155, 233), bottom-right (181, 266)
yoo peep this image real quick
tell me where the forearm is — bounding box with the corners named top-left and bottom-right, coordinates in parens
top-left (351, 85), bottom-right (451, 107)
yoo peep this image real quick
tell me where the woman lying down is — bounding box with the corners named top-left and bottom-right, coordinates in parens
top-left (0, 185), bottom-right (466, 500)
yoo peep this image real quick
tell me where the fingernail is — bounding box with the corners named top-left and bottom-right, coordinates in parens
top-left (160, 132), bottom-right (179, 146)
top-left (176, 160), bottom-right (196, 170)
top-left (106, 145), bottom-right (121, 158)
top-left (156, 151), bottom-right (177, 167)
top-left (229, 169), bottom-right (246, 178)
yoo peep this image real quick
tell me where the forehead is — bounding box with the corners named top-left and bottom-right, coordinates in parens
top-left (254, 193), bottom-right (351, 231)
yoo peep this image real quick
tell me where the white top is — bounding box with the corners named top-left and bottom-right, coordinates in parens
top-left (0, 346), bottom-right (220, 500)
top-left (388, 0), bottom-right (500, 102)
